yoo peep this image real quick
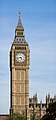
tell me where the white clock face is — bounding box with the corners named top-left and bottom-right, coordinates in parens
top-left (16, 53), bottom-right (25, 62)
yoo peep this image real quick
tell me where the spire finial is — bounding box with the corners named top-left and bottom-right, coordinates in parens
top-left (19, 10), bottom-right (20, 18)
top-left (16, 10), bottom-right (24, 31)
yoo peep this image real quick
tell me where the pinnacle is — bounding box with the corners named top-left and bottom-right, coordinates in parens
top-left (16, 13), bottom-right (24, 30)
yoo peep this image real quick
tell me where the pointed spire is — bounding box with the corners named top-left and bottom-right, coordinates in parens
top-left (13, 12), bottom-right (28, 45)
top-left (16, 12), bottom-right (24, 30)
top-left (15, 12), bottom-right (24, 37)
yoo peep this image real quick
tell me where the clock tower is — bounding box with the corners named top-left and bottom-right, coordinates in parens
top-left (10, 14), bottom-right (30, 114)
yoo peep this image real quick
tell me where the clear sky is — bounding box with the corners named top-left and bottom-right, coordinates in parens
top-left (0, 0), bottom-right (56, 114)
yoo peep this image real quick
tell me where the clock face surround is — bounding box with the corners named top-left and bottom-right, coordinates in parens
top-left (16, 53), bottom-right (25, 62)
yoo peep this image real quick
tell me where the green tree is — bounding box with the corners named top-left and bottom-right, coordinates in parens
top-left (10, 112), bottom-right (26, 120)
top-left (41, 102), bottom-right (56, 120)
top-left (30, 109), bottom-right (40, 120)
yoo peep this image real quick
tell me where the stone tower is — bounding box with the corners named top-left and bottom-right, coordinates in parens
top-left (10, 14), bottom-right (30, 114)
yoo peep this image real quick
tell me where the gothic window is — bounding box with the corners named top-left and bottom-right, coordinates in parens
top-left (21, 70), bottom-right (25, 80)
top-left (15, 84), bottom-right (20, 93)
top-left (16, 70), bottom-right (20, 80)
top-left (25, 84), bottom-right (29, 92)
top-left (21, 84), bottom-right (25, 93)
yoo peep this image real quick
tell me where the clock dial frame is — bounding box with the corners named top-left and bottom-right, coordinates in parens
top-left (16, 53), bottom-right (25, 63)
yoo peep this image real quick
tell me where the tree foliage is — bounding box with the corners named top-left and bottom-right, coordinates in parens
top-left (10, 112), bottom-right (26, 120)
top-left (41, 102), bottom-right (56, 120)
top-left (30, 110), bottom-right (40, 120)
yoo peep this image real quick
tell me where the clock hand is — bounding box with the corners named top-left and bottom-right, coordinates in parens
top-left (20, 57), bottom-right (22, 60)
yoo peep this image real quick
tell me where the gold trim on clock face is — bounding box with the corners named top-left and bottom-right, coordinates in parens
top-left (16, 53), bottom-right (25, 62)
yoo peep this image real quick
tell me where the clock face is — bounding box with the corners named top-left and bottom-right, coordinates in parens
top-left (16, 53), bottom-right (25, 62)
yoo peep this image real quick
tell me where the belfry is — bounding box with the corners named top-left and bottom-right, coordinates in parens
top-left (10, 13), bottom-right (30, 115)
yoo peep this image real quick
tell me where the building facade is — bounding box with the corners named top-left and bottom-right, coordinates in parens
top-left (29, 93), bottom-right (55, 119)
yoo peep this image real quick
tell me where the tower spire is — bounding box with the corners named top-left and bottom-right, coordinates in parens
top-left (15, 12), bottom-right (24, 37)
top-left (16, 11), bottom-right (24, 30)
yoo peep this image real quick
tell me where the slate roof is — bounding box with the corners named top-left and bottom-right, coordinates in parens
top-left (16, 16), bottom-right (24, 30)
top-left (13, 36), bottom-right (28, 45)
top-left (13, 14), bottom-right (28, 45)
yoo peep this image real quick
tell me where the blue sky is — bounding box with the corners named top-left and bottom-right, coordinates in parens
top-left (0, 0), bottom-right (56, 114)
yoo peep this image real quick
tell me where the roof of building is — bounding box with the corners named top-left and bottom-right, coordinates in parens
top-left (13, 13), bottom-right (28, 45)
top-left (13, 36), bottom-right (28, 45)
top-left (16, 13), bottom-right (24, 31)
